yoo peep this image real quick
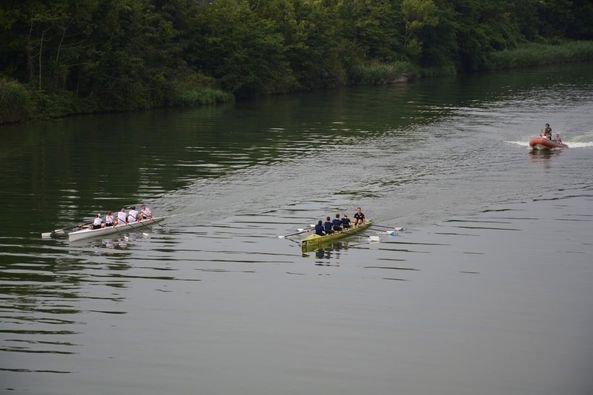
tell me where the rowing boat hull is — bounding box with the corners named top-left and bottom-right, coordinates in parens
top-left (68, 217), bottom-right (164, 241)
top-left (529, 136), bottom-right (568, 150)
top-left (301, 221), bottom-right (372, 251)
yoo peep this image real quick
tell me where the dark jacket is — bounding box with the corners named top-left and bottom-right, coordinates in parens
top-left (315, 223), bottom-right (325, 236)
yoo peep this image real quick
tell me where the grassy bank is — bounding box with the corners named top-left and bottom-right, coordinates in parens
top-left (0, 76), bottom-right (233, 126)
top-left (486, 41), bottom-right (593, 70)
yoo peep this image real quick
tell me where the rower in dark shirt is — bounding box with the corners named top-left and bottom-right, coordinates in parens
top-left (323, 216), bottom-right (334, 234)
top-left (314, 220), bottom-right (325, 236)
top-left (332, 214), bottom-right (343, 232)
top-left (341, 213), bottom-right (351, 229)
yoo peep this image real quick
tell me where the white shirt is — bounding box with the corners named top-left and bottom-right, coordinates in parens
top-left (117, 211), bottom-right (127, 225)
top-left (93, 217), bottom-right (102, 226)
top-left (141, 207), bottom-right (152, 218)
top-left (128, 209), bottom-right (138, 223)
top-left (105, 214), bottom-right (114, 225)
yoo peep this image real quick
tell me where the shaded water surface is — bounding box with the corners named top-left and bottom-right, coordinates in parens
top-left (1, 64), bottom-right (593, 394)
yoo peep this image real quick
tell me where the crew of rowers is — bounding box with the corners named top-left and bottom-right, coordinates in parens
top-left (314, 207), bottom-right (365, 236)
top-left (91, 206), bottom-right (153, 230)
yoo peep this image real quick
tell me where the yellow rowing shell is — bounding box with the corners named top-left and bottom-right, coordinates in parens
top-left (301, 221), bottom-right (372, 251)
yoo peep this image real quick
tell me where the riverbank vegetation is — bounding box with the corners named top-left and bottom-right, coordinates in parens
top-left (1, 0), bottom-right (593, 124)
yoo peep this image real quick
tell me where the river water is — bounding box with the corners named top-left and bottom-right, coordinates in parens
top-left (1, 64), bottom-right (593, 395)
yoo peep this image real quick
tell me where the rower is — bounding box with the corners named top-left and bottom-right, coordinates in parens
top-left (332, 214), bottom-right (343, 232)
top-left (353, 207), bottom-right (365, 226)
top-left (127, 206), bottom-right (138, 223)
top-left (341, 213), bottom-right (351, 229)
top-left (105, 211), bottom-right (114, 227)
top-left (92, 214), bottom-right (102, 230)
top-left (117, 208), bottom-right (127, 226)
top-left (314, 220), bottom-right (325, 236)
top-left (323, 216), bottom-right (334, 234)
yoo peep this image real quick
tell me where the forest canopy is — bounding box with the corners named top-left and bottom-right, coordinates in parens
top-left (1, 0), bottom-right (593, 122)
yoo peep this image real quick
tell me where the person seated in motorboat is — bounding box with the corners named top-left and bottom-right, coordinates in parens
top-left (116, 207), bottom-right (127, 226)
top-left (92, 214), bottom-right (103, 230)
top-left (541, 123), bottom-right (552, 139)
top-left (332, 214), bottom-right (343, 232)
top-left (314, 220), bottom-right (325, 236)
top-left (555, 134), bottom-right (562, 143)
top-left (353, 207), bottom-right (365, 226)
top-left (341, 213), bottom-right (351, 229)
top-left (323, 216), bottom-right (334, 234)
top-left (105, 211), bottom-right (114, 227)
top-left (127, 206), bottom-right (139, 223)
top-left (139, 206), bottom-right (152, 220)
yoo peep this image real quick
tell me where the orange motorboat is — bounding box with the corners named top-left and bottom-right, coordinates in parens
top-left (529, 136), bottom-right (568, 150)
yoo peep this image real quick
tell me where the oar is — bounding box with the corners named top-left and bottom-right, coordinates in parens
top-left (41, 224), bottom-right (86, 238)
top-left (278, 226), bottom-right (314, 239)
top-left (371, 224), bottom-right (405, 232)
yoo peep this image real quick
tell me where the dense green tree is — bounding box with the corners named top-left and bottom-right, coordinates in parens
top-left (185, 0), bottom-right (294, 96)
top-left (2, 0), bottom-right (593, 122)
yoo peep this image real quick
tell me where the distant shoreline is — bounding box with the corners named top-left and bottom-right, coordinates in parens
top-left (2, 41), bottom-right (593, 127)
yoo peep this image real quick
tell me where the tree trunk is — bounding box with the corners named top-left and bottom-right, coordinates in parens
top-left (26, 19), bottom-right (34, 83)
top-left (39, 29), bottom-right (45, 89)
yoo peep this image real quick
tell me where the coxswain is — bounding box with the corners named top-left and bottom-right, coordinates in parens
top-left (314, 220), bottom-right (325, 236)
top-left (332, 213), bottom-right (343, 232)
top-left (127, 206), bottom-right (138, 223)
top-left (117, 208), bottom-right (127, 226)
top-left (92, 214), bottom-right (102, 230)
top-left (140, 206), bottom-right (152, 220)
top-left (353, 207), bottom-right (365, 226)
top-left (323, 216), bottom-right (334, 234)
top-left (105, 211), bottom-right (114, 227)
top-left (341, 213), bottom-right (351, 229)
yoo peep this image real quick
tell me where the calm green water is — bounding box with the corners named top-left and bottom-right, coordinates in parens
top-left (1, 64), bottom-right (593, 395)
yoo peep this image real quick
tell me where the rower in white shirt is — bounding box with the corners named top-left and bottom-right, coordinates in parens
top-left (127, 207), bottom-right (139, 223)
top-left (105, 211), bottom-right (114, 227)
top-left (92, 214), bottom-right (103, 229)
top-left (117, 208), bottom-right (127, 226)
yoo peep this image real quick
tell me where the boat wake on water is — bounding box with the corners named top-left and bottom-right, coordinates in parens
top-left (505, 140), bottom-right (593, 148)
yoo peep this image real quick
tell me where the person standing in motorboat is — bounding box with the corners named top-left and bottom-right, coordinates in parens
top-left (542, 123), bottom-right (552, 139)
